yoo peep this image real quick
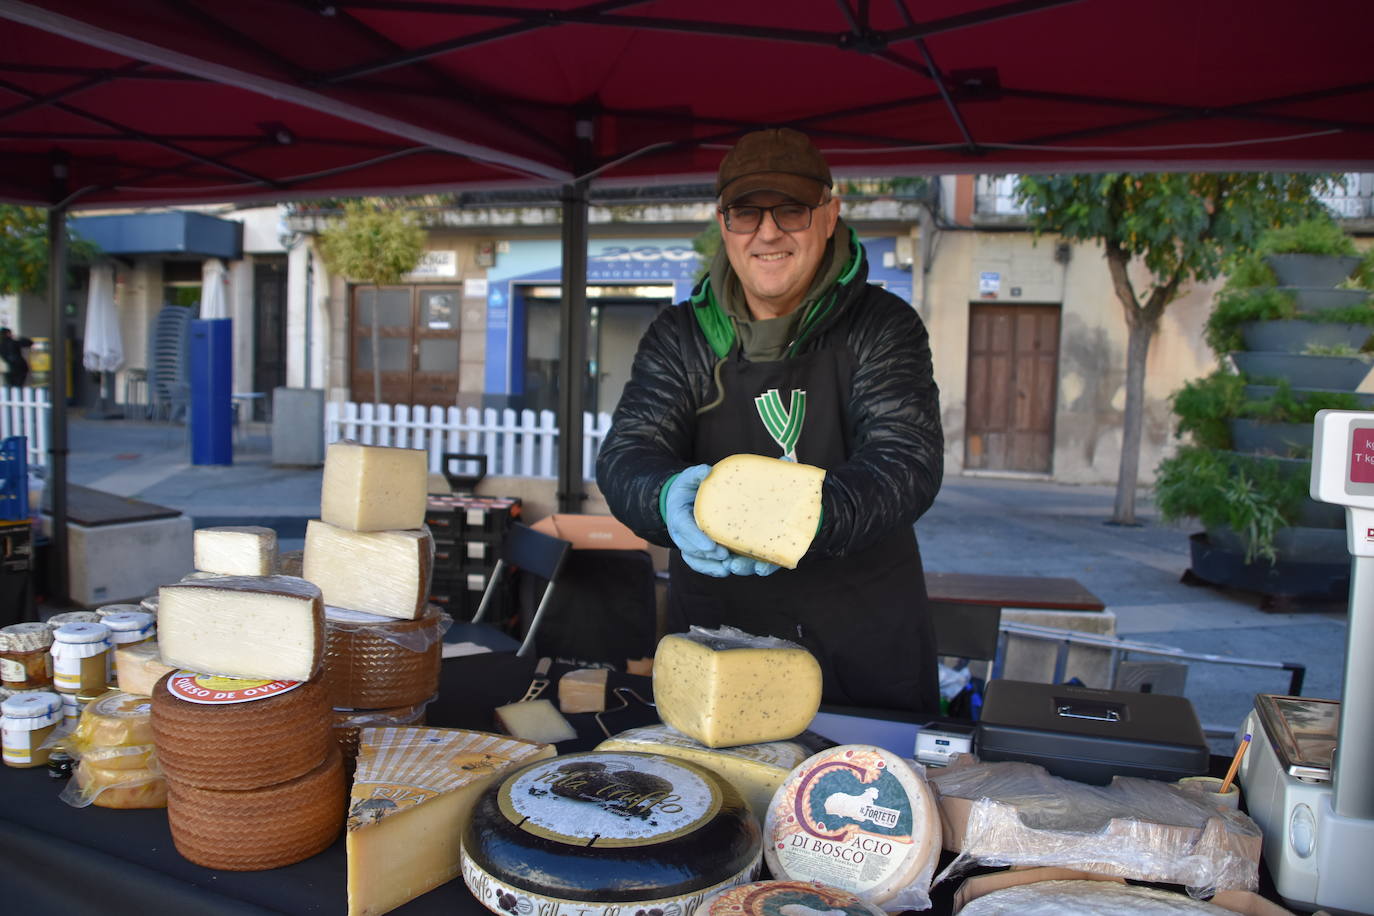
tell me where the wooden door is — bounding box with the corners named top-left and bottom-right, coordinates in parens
top-left (965, 304), bottom-right (1059, 472)
top-left (351, 286), bottom-right (460, 406)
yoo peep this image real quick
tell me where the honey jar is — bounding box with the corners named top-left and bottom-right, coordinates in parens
top-left (2, 691), bottom-right (62, 768)
top-left (0, 622), bottom-right (54, 689)
top-left (50, 622), bottom-right (111, 695)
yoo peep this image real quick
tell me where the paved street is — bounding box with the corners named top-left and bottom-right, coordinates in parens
top-left (52, 414), bottom-right (1352, 752)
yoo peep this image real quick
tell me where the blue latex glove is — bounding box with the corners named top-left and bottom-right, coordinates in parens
top-left (663, 465), bottom-right (731, 577)
top-left (663, 465), bottom-right (783, 578)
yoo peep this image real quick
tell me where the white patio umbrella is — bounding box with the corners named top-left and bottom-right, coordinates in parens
top-left (82, 263), bottom-right (124, 418)
top-left (201, 258), bottom-right (230, 319)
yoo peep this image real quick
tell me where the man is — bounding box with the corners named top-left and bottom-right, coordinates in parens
top-left (596, 128), bottom-right (944, 713)
top-left (0, 327), bottom-right (33, 388)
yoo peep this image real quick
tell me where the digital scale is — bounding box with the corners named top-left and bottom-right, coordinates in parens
top-left (1238, 410), bottom-right (1374, 914)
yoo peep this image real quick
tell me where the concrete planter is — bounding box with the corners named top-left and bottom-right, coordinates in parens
top-left (1189, 531), bottom-right (1348, 600)
top-left (1265, 254), bottom-right (1360, 288)
top-left (1283, 287), bottom-right (1371, 313)
top-left (1231, 352), bottom-right (1373, 389)
top-left (1244, 385), bottom-right (1374, 409)
top-left (1239, 320), bottom-right (1370, 354)
top-left (1228, 418), bottom-right (1312, 457)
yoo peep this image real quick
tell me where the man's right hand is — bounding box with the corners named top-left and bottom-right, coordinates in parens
top-left (663, 464), bottom-right (733, 577)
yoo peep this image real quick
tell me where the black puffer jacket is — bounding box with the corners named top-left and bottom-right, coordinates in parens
top-left (596, 232), bottom-right (943, 559)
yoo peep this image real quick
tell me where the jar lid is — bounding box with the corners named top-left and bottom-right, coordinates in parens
top-left (53, 622), bottom-right (112, 645)
top-left (102, 611), bottom-right (155, 636)
top-left (46, 611), bottom-right (100, 629)
top-left (2, 690), bottom-right (62, 719)
top-left (96, 603), bottom-right (143, 617)
top-left (0, 621), bottom-right (54, 652)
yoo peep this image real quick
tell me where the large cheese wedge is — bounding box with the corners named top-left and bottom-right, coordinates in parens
top-left (653, 626), bottom-right (822, 748)
top-left (347, 727), bottom-right (554, 916)
top-left (321, 441), bottom-right (428, 532)
top-left (462, 751), bottom-right (762, 916)
top-left (304, 521), bottom-right (433, 620)
top-left (194, 525), bottom-right (278, 576)
top-left (763, 745), bottom-right (942, 908)
top-left (695, 454), bottom-right (825, 568)
top-left (157, 576), bottom-right (324, 681)
top-left (596, 724), bottom-right (826, 823)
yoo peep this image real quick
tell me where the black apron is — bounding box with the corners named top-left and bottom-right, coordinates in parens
top-left (667, 344), bottom-right (940, 714)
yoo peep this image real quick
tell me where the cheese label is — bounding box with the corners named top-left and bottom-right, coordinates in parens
top-left (462, 846), bottom-right (761, 916)
top-left (702, 880), bottom-right (885, 916)
top-left (498, 753), bottom-right (721, 848)
top-left (767, 747), bottom-right (929, 896)
top-left (86, 692), bottom-right (152, 720)
top-left (166, 671), bottom-right (303, 705)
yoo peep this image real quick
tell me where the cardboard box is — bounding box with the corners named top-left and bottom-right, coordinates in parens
top-left (530, 514), bottom-right (647, 551)
top-left (952, 867), bottom-right (1293, 915)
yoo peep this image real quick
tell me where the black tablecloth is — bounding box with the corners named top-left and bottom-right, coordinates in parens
top-left (2, 653), bottom-right (1251, 915)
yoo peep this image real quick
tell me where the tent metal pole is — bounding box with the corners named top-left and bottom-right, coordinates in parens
top-left (46, 156), bottom-right (69, 604)
top-left (556, 179), bottom-right (589, 514)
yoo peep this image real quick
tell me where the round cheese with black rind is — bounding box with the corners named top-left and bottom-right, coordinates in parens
top-left (151, 671), bottom-right (333, 791)
top-left (764, 745), bottom-right (941, 906)
top-left (322, 605), bottom-right (443, 708)
top-left (463, 751), bottom-right (762, 916)
top-left (697, 880), bottom-right (888, 916)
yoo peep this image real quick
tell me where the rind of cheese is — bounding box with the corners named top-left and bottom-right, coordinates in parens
top-left (557, 667), bottom-right (609, 714)
top-left (653, 628), bottom-right (822, 748)
top-left (764, 744), bottom-right (942, 906)
top-left (596, 724), bottom-right (814, 822)
top-left (194, 526), bottom-right (278, 576)
top-left (303, 520), bottom-right (433, 620)
top-left (697, 880), bottom-right (889, 916)
top-left (695, 454), bottom-right (825, 569)
top-left (157, 576), bottom-right (324, 682)
top-left (347, 727), bottom-right (554, 916)
top-left (321, 441), bottom-right (428, 532)
top-left (115, 641), bottom-right (176, 697)
top-left (493, 698), bottom-right (578, 744)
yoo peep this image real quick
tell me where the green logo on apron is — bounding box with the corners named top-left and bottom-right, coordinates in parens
top-left (754, 388), bottom-right (807, 461)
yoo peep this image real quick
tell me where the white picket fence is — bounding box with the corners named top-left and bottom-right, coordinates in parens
top-left (324, 401), bottom-right (615, 480)
top-left (0, 386), bottom-right (50, 470)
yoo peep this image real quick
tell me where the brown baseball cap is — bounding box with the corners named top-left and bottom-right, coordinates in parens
top-left (716, 128), bottom-right (832, 206)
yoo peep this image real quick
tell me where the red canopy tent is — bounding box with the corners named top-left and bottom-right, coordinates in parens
top-left (1, 0), bottom-right (1371, 598)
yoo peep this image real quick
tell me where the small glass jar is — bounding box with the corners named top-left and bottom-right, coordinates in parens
top-left (50, 622), bottom-right (111, 695)
top-left (2, 691), bottom-right (62, 768)
top-left (0, 622), bottom-right (54, 689)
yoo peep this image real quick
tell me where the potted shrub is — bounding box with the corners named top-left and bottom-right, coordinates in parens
top-left (1258, 218), bottom-right (1362, 288)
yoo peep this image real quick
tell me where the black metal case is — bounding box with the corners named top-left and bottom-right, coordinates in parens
top-left (975, 679), bottom-right (1209, 784)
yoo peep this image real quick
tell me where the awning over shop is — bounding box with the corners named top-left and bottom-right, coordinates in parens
top-left (69, 211), bottom-right (243, 259)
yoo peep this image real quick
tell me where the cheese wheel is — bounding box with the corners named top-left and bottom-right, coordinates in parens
top-left (653, 627), bottom-right (822, 748)
top-left (462, 751), bottom-right (762, 916)
top-left (322, 605), bottom-right (443, 708)
top-left (71, 760), bottom-right (168, 809)
top-left (331, 702), bottom-right (428, 765)
top-left (763, 745), bottom-right (942, 907)
top-left (70, 690), bottom-right (155, 750)
top-left (151, 671), bottom-right (333, 791)
top-left (695, 454), bottom-right (825, 568)
top-left (696, 880), bottom-right (888, 916)
top-left (957, 879), bottom-right (1234, 914)
top-left (167, 748), bottom-right (345, 871)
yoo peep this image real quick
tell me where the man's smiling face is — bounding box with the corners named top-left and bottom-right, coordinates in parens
top-left (717, 190), bottom-right (839, 320)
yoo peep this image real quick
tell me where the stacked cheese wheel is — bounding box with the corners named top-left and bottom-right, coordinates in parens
top-left (62, 690), bottom-right (167, 809)
top-left (151, 574), bottom-right (345, 871)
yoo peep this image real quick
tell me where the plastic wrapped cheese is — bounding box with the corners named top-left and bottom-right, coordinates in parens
top-left (68, 690), bottom-right (155, 752)
top-left (653, 626), bottom-right (822, 747)
top-left (323, 605), bottom-right (449, 708)
top-left (695, 454), bottom-right (825, 568)
top-left (62, 754), bottom-right (167, 809)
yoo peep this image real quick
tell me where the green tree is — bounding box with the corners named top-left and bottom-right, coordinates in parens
top-left (0, 204), bottom-right (100, 295)
top-left (1015, 173), bottom-right (1331, 525)
top-left (317, 200), bottom-right (426, 405)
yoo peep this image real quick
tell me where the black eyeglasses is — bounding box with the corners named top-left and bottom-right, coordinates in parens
top-left (718, 202), bottom-right (822, 234)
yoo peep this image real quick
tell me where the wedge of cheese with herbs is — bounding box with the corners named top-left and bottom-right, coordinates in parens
top-left (653, 626), bottom-right (822, 748)
top-left (321, 441), bottom-right (428, 532)
top-left (694, 454), bottom-right (824, 568)
top-left (193, 525), bottom-right (277, 576)
top-left (346, 727), bottom-right (554, 916)
top-left (157, 576), bottom-right (324, 682)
